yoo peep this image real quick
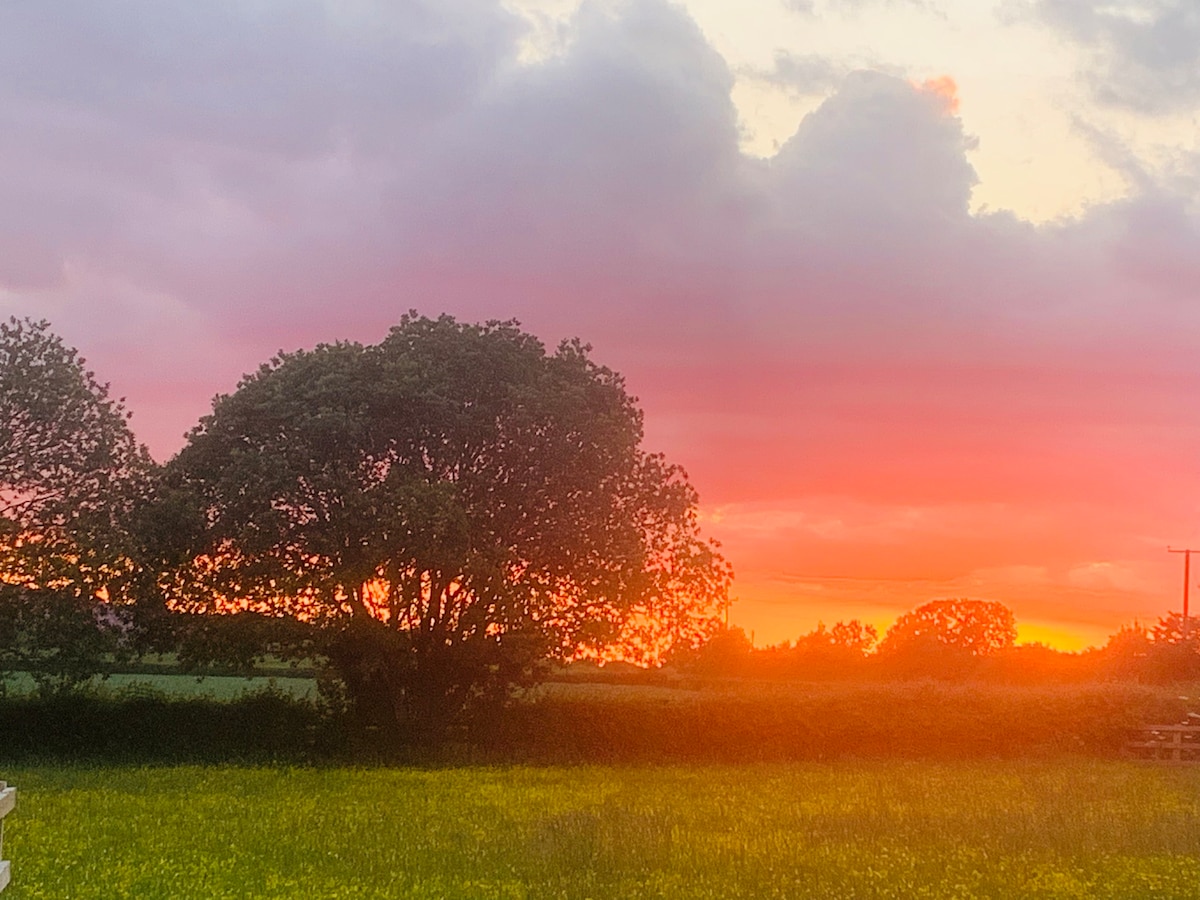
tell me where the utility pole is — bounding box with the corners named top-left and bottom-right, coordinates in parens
top-left (1167, 548), bottom-right (1198, 643)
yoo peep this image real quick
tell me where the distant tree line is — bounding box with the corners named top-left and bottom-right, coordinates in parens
top-left (679, 599), bottom-right (1200, 684)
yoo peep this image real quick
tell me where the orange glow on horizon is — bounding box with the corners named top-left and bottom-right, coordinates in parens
top-left (643, 357), bottom-right (1200, 660)
top-left (723, 565), bottom-right (1165, 654)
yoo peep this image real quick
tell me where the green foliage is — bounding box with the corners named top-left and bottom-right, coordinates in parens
top-left (0, 670), bottom-right (317, 702)
top-left (0, 318), bottom-right (152, 691)
top-left (6, 761), bottom-right (1200, 898)
top-left (0, 589), bottom-right (118, 695)
top-left (4, 675), bottom-right (1185, 765)
top-left (495, 680), bottom-right (1182, 763)
top-left (0, 318), bottom-right (149, 542)
top-left (158, 313), bottom-right (730, 741)
top-left (0, 685), bottom-right (333, 763)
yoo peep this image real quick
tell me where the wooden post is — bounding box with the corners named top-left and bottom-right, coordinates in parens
top-left (0, 780), bottom-right (14, 893)
top-left (1128, 725), bottom-right (1200, 763)
top-left (1168, 548), bottom-right (1198, 644)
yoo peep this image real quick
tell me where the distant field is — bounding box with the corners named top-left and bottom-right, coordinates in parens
top-left (4, 761), bottom-right (1200, 898)
top-left (0, 671), bottom-right (317, 701)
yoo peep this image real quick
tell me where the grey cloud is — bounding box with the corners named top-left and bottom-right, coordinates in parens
top-left (1030, 0), bottom-right (1200, 114)
top-left (770, 71), bottom-right (978, 228)
top-left (746, 50), bottom-right (846, 96)
top-left (0, 0), bottom-right (520, 157)
top-left (376, 0), bottom-right (751, 342)
top-left (0, 0), bottom-right (522, 307)
top-left (0, 0), bottom-right (1199, 480)
top-left (0, 0), bottom-right (1191, 636)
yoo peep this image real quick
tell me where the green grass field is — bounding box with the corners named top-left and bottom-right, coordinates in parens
top-left (4, 761), bottom-right (1200, 899)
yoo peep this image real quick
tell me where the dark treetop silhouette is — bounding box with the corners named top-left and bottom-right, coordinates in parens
top-left (880, 598), bottom-right (1018, 658)
top-left (157, 313), bottom-right (731, 739)
top-left (0, 317), bottom-right (152, 689)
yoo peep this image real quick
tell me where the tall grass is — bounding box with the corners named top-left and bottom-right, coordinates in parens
top-left (4, 761), bottom-right (1200, 898)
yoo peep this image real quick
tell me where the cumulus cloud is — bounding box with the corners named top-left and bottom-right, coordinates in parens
top-left (3, 0), bottom-right (1200, 636)
top-left (770, 72), bottom-right (976, 228)
top-left (1028, 0), bottom-right (1200, 114)
top-left (0, 0), bottom-right (522, 311)
top-left (391, 0), bottom-right (744, 316)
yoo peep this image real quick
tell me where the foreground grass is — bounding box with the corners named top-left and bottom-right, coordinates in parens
top-left (4, 761), bottom-right (1200, 898)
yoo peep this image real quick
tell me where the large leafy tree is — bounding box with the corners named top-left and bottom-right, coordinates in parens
top-left (162, 314), bottom-right (730, 738)
top-left (878, 598), bottom-right (1016, 678)
top-left (0, 318), bottom-right (152, 689)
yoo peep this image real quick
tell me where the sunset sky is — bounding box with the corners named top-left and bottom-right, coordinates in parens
top-left (4, 0), bottom-right (1200, 649)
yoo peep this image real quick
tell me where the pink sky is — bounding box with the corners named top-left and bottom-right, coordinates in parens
top-left (4, 1), bottom-right (1200, 648)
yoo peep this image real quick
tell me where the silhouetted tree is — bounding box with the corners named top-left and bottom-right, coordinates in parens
top-left (1103, 621), bottom-right (1151, 656)
top-left (1144, 613), bottom-right (1200, 681)
top-left (157, 314), bottom-right (731, 741)
top-left (829, 620), bottom-right (879, 655)
top-left (981, 642), bottom-right (1086, 684)
top-left (1084, 622), bottom-right (1151, 681)
top-left (1151, 612), bottom-right (1200, 647)
top-left (878, 599), bottom-right (1016, 678)
top-left (0, 318), bottom-right (152, 690)
top-left (677, 626), bottom-right (753, 676)
top-left (881, 599), bottom-right (1016, 656)
top-left (778, 619), bottom-right (879, 678)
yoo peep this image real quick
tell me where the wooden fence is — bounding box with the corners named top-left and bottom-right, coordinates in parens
top-left (0, 780), bottom-right (13, 893)
top-left (1127, 725), bottom-right (1200, 763)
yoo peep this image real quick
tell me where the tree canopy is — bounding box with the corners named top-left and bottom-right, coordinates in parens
top-left (0, 317), bottom-right (151, 688)
top-left (879, 598), bottom-right (1017, 660)
top-left (0, 318), bottom-right (148, 541)
top-left (161, 314), bottom-right (731, 736)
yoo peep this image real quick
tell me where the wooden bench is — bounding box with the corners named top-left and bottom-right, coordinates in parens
top-left (1128, 725), bottom-right (1200, 763)
top-left (0, 780), bottom-right (13, 893)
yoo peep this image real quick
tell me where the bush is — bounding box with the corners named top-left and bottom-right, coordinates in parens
top-left (0, 686), bottom-right (341, 763)
top-left (2, 678), bottom-right (1191, 766)
top-left (485, 681), bottom-right (1188, 763)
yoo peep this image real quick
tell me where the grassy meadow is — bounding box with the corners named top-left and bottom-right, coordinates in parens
top-left (3, 761), bottom-right (1200, 898)
top-left (3, 676), bottom-right (1199, 897)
